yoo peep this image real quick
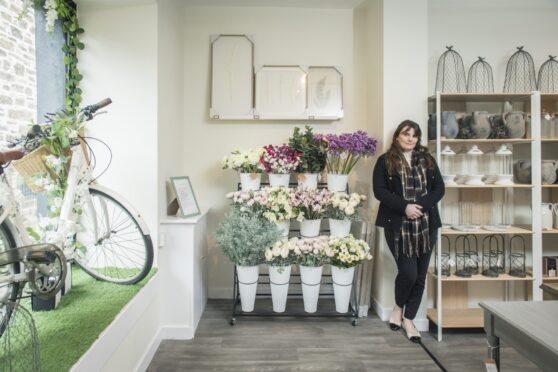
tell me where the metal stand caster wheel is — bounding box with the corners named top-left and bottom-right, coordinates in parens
top-left (351, 319), bottom-right (358, 326)
top-left (230, 318), bottom-right (236, 326)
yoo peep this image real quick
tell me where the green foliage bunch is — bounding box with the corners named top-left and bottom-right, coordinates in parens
top-left (215, 207), bottom-right (282, 266)
top-left (288, 125), bottom-right (327, 173)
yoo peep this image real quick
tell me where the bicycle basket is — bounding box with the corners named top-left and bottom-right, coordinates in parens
top-left (11, 146), bottom-right (53, 193)
top-left (0, 301), bottom-right (41, 372)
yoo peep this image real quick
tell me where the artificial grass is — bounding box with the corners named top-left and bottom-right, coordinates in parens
top-left (23, 265), bottom-right (157, 372)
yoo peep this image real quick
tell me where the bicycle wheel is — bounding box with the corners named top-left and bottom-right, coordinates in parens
top-left (0, 221), bottom-right (20, 334)
top-left (75, 187), bottom-right (153, 284)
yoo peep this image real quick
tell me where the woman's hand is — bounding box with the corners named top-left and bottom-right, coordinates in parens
top-left (405, 204), bottom-right (423, 220)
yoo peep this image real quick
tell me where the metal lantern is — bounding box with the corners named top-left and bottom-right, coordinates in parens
top-left (435, 46), bottom-right (467, 93)
top-left (482, 235), bottom-right (500, 278)
top-left (467, 57), bottom-right (494, 93)
top-left (503, 46), bottom-right (537, 93)
top-left (435, 236), bottom-right (451, 277)
top-left (494, 144), bottom-right (514, 185)
top-left (455, 235), bottom-right (472, 278)
top-left (465, 145), bottom-right (484, 185)
top-left (509, 235), bottom-right (527, 278)
top-left (538, 56), bottom-right (558, 93)
top-left (441, 145), bottom-right (456, 185)
top-left (465, 234), bottom-right (480, 275)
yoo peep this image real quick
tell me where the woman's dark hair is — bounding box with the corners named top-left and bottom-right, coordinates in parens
top-left (385, 120), bottom-right (434, 175)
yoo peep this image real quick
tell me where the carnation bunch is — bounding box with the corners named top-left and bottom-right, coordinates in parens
top-left (265, 239), bottom-right (297, 267)
top-left (291, 236), bottom-right (330, 267)
top-left (314, 131), bottom-right (378, 174)
top-left (328, 234), bottom-right (372, 268)
top-left (259, 187), bottom-right (296, 222)
top-left (290, 188), bottom-right (331, 221)
top-left (222, 148), bottom-right (265, 173)
top-left (260, 144), bottom-right (301, 174)
top-left (326, 192), bottom-right (367, 221)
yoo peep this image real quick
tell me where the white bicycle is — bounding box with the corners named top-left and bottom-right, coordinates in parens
top-left (0, 99), bottom-right (153, 312)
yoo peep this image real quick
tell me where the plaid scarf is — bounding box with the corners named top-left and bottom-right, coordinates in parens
top-left (394, 152), bottom-right (430, 258)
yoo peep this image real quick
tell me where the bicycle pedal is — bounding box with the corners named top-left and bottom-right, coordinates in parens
top-left (26, 251), bottom-right (57, 264)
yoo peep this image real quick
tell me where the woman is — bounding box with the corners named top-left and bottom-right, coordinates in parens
top-left (373, 120), bottom-right (445, 343)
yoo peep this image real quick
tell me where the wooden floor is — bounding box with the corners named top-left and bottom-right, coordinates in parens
top-left (147, 300), bottom-right (541, 372)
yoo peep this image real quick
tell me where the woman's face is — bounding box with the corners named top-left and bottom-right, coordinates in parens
top-left (396, 126), bottom-right (418, 152)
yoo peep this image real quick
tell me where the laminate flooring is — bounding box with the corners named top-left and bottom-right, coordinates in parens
top-left (147, 300), bottom-right (541, 372)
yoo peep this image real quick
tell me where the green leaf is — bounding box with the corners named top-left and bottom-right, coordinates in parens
top-left (26, 227), bottom-right (41, 241)
top-left (77, 42), bottom-right (85, 50)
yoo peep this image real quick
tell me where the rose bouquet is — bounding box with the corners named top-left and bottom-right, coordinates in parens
top-left (265, 238), bottom-right (297, 268)
top-left (260, 144), bottom-right (300, 174)
top-left (291, 236), bottom-right (330, 267)
top-left (259, 187), bottom-right (296, 223)
top-left (314, 131), bottom-right (378, 174)
top-left (326, 192), bottom-right (367, 221)
top-left (328, 234), bottom-right (372, 268)
top-left (222, 148), bottom-right (265, 173)
top-left (290, 188), bottom-right (331, 221)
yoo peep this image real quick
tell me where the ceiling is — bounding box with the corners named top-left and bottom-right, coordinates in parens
top-left (77, 0), bottom-right (367, 9)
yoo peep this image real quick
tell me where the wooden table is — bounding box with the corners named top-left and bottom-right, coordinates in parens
top-left (479, 301), bottom-right (558, 371)
top-left (541, 283), bottom-right (558, 300)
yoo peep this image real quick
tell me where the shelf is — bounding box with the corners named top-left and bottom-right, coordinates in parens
top-left (429, 272), bottom-right (533, 282)
top-left (542, 184), bottom-right (558, 188)
top-left (543, 275), bottom-right (558, 282)
top-left (430, 138), bottom-right (532, 144)
top-left (441, 225), bottom-right (532, 235)
top-left (543, 229), bottom-right (558, 234)
top-left (541, 139), bottom-right (558, 143)
top-left (427, 308), bottom-right (484, 328)
top-left (428, 93), bottom-right (532, 103)
top-left (445, 184), bottom-right (532, 189)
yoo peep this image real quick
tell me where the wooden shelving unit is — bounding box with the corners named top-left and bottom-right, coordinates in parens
top-left (542, 184), bottom-right (558, 188)
top-left (542, 229), bottom-right (558, 234)
top-left (543, 275), bottom-right (558, 282)
top-left (427, 308), bottom-right (484, 328)
top-left (441, 225), bottom-right (532, 235)
top-left (428, 91), bottom-right (542, 341)
top-left (429, 272), bottom-right (533, 282)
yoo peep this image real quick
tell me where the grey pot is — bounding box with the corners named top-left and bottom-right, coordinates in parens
top-left (441, 111), bottom-right (459, 139)
top-left (542, 160), bottom-right (558, 184)
top-left (428, 113), bottom-right (437, 140)
top-left (513, 159), bottom-right (531, 184)
top-left (503, 111), bottom-right (527, 139)
top-left (471, 111), bottom-right (491, 139)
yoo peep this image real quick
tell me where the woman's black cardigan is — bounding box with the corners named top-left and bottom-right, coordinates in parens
top-left (373, 153), bottom-right (445, 233)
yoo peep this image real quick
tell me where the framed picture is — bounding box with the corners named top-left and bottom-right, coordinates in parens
top-left (210, 34), bottom-right (254, 119)
top-left (307, 66), bottom-right (343, 119)
top-left (170, 176), bottom-right (201, 218)
top-left (254, 65), bottom-right (307, 119)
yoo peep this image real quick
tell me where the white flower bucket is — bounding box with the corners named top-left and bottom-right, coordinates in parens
top-left (269, 265), bottom-right (291, 312)
top-left (269, 173), bottom-right (290, 188)
top-left (329, 219), bottom-right (351, 237)
top-left (276, 220), bottom-right (291, 238)
top-left (300, 219), bottom-right (321, 238)
top-left (331, 265), bottom-right (355, 313)
top-left (297, 173), bottom-right (318, 190)
top-left (239, 172), bottom-right (261, 191)
top-left (237, 265), bottom-right (259, 312)
top-left (300, 265), bottom-right (323, 313)
top-left (327, 173), bottom-right (348, 192)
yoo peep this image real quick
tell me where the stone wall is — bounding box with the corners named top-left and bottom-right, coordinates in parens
top-left (0, 0), bottom-right (36, 144)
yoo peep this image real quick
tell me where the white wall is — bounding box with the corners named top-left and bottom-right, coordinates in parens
top-left (180, 5), bottom-right (377, 297)
top-left (428, 0), bottom-right (558, 94)
top-left (78, 2), bottom-right (159, 251)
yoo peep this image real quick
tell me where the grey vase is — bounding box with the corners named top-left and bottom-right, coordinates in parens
top-left (503, 111), bottom-right (527, 139)
top-left (441, 111), bottom-right (459, 139)
top-left (471, 111), bottom-right (491, 139)
top-left (428, 113), bottom-right (437, 140)
top-left (513, 160), bottom-right (531, 184)
top-left (542, 160), bottom-right (558, 184)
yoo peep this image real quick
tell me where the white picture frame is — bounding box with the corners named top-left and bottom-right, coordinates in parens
top-left (307, 66), bottom-right (343, 119)
top-left (254, 65), bottom-right (307, 119)
top-left (170, 176), bottom-right (201, 218)
top-left (210, 34), bottom-right (254, 119)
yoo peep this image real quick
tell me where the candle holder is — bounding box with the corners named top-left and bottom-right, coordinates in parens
top-left (465, 234), bottom-right (480, 275)
top-left (455, 235), bottom-right (472, 278)
top-left (482, 235), bottom-right (500, 278)
top-left (509, 235), bottom-right (527, 278)
top-left (494, 144), bottom-right (514, 185)
top-left (465, 145), bottom-right (484, 185)
top-left (441, 145), bottom-right (457, 185)
top-left (435, 236), bottom-right (451, 277)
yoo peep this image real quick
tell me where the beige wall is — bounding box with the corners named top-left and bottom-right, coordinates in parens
top-left (180, 5), bottom-right (381, 297)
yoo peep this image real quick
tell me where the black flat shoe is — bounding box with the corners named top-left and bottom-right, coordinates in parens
top-left (389, 322), bottom-right (401, 331)
top-left (402, 323), bottom-right (421, 343)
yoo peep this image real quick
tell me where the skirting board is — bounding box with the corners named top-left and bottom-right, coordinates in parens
top-left (70, 273), bottom-right (161, 372)
top-left (136, 326), bottom-right (194, 372)
top-left (371, 295), bottom-right (428, 332)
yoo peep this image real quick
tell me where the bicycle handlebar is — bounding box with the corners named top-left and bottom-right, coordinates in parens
top-left (0, 150), bottom-right (25, 164)
top-left (83, 98), bottom-right (112, 115)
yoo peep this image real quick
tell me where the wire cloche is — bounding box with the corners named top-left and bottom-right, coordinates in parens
top-left (435, 46), bottom-right (467, 93)
top-left (467, 57), bottom-right (494, 93)
top-left (538, 55), bottom-right (558, 93)
top-left (503, 46), bottom-right (537, 93)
